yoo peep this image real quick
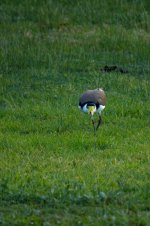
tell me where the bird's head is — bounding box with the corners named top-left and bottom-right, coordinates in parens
top-left (87, 105), bottom-right (96, 116)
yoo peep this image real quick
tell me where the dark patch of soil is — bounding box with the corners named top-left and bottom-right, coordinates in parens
top-left (101, 65), bottom-right (129, 73)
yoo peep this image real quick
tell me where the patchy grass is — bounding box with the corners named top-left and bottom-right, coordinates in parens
top-left (0, 0), bottom-right (150, 225)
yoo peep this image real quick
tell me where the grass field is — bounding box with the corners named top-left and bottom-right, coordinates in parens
top-left (0, 0), bottom-right (150, 225)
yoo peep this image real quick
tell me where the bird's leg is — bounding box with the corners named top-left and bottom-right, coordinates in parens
top-left (92, 119), bottom-right (96, 134)
top-left (96, 114), bottom-right (102, 130)
top-left (91, 117), bottom-right (96, 134)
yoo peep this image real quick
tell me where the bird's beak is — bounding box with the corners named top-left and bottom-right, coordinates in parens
top-left (88, 106), bottom-right (95, 116)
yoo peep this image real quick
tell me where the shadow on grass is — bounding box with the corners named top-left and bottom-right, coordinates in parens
top-left (1, 179), bottom-right (148, 208)
top-left (1, 180), bottom-right (117, 207)
top-left (1, 180), bottom-right (150, 226)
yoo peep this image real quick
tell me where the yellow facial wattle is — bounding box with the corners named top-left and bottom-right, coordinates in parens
top-left (88, 106), bottom-right (95, 115)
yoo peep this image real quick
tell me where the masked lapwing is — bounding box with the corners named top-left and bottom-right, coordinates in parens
top-left (79, 88), bottom-right (106, 131)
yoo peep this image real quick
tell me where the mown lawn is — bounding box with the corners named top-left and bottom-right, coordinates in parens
top-left (0, 0), bottom-right (150, 225)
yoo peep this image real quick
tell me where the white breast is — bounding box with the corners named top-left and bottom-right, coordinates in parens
top-left (79, 104), bottom-right (105, 114)
top-left (97, 105), bottom-right (105, 113)
top-left (82, 104), bottom-right (88, 113)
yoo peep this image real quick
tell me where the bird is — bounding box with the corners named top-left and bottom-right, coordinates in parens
top-left (79, 88), bottom-right (106, 132)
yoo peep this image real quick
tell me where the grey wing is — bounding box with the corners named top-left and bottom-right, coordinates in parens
top-left (79, 89), bottom-right (106, 105)
top-left (79, 90), bottom-right (96, 105)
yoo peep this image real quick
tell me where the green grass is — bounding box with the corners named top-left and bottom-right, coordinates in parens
top-left (0, 0), bottom-right (150, 225)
